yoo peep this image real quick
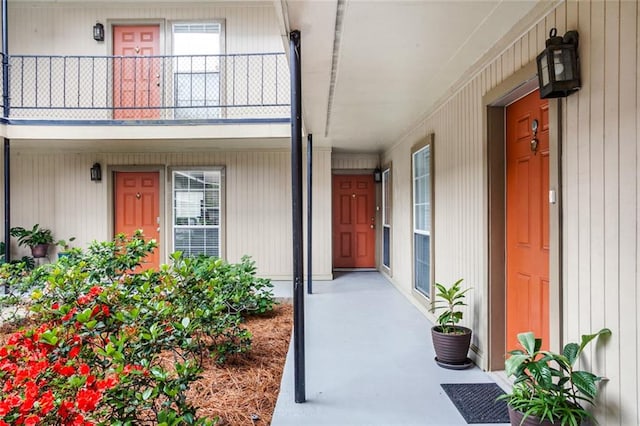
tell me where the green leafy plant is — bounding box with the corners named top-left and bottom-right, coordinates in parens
top-left (0, 231), bottom-right (274, 424)
top-left (9, 224), bottom-right (54, 247)
top-left (433, 278), bottom-right (470, 334)
top-left (55, 237), bottom-right (76, 251)
top-left (500, 328), bottom-right (612, 426)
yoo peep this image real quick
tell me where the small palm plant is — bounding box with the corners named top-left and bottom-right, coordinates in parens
top-left (434, 278), bottom-right (471, 334)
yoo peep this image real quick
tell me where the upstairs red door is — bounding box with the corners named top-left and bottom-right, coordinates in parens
top-left (113, 25), bottom-right (161, 119)
top-left (114, 172), bottom-right (160, 270)
top-left (332, 175), bottom-right (376, 268)
top-left (506, 90), bottom-right (550, 352)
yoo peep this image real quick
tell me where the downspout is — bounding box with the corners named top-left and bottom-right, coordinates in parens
top-left (289, 29), bottom-right (306, 403)
top-left (307, 133), bottom-right (312, 294)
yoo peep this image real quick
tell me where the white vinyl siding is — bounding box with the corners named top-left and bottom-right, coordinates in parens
top-left (172, 170), bottom-right (221, 257)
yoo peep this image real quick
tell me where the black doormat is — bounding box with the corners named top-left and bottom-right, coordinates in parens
top-left (441, 383), bottom-right (510, 424)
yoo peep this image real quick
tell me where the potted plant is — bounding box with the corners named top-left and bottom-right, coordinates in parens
top-left (500, 328), bottom-right (611, 426)
top-left (431, 278), bottom-right (472, 368)
top-left (9, 224), bottom-right (54, 258)
top-left (55, 237), bottom-right (76, 258)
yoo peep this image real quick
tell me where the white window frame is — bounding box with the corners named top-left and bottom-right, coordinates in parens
top-left (412, 135), bottom-right (434, 298)
top-left (171, 21), bottom-right (225, 119)
top-left (171, 168), bottom-right (223, 258)
top-left (382, 167), bottom-right (391, 270)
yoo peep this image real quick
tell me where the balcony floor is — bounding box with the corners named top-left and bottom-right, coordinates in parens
top-left (271, 272), bottom-right (510, 425)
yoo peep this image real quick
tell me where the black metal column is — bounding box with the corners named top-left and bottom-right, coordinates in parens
top-left (2, 0), bottom-right (9, 117)
top-left (3, 138), bottom-right (8, 266)
top-left (289, 29), bottom-right (305, 403)
top-left (307, 134), bottom-right (312, 294)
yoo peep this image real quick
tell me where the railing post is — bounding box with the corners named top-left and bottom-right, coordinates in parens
top-left (289, 29), bottom-right (306, 404)
top-left (2, 0), bottom-right (10, 117)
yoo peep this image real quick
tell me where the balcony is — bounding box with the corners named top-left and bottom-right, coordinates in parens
top-left (0, 52), bottom-right (290, 125)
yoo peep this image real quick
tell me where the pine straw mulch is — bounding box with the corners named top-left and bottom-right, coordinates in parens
top-left (0, 303), bottom-right (293, 426)
top-left (187, 304), bottom-right (293, 425)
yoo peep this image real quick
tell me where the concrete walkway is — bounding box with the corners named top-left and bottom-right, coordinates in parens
top-left (271, 272), bottom-right (509, 426)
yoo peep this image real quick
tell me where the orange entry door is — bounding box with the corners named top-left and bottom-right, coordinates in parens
top-left (506, 90), bottom-right (550, 352)
top-left (332, 175), bottom-right (376, 268)
top-left (113, 25), bottom-right (161, 119)
top-left (114, 172), bottom-right (160, 270)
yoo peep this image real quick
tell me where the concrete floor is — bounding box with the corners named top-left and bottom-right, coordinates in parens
top-left (271, 272), bottom-right (509, 426)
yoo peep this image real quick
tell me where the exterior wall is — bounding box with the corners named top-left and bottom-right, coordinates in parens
top-left (332, 152), bottom-right (379, 171)
top-left (6, 1), bottom-right (282, 55)
top-left (382, 1), bottom-right (640, 424)
top-left (3, 145), bottom-right (333, 281)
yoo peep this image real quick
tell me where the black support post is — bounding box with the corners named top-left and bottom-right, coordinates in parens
top-left (2, 0), bottom-right (9, 117)
top-left (289, 29), bottom-right (306, 403)
top-left (307, 133), bottom-right (312, 294)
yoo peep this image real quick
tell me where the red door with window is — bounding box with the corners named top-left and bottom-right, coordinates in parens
top-left (113, 25), bottom-right (161, 119)
top-left (332, 175), bottom-right (376, 268)
top-left (506, 90), bottom-right (550, 351)
top-left (114, 172), bottom-right (160, 270)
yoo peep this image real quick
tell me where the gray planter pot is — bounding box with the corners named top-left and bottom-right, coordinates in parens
top-left (507, 405), bottom-right (590, 426)
top-left (431, 325), bottom-right (471, 365)
top-left (30, 243), bottom-right (49, 258)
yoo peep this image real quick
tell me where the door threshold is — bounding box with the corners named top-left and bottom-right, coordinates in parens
top-left (333, 268), bottom-right (377, 272)
top-left (487, 370), bottom-right (512, 393)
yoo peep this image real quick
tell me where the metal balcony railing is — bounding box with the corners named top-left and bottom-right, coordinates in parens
top-left (0, 52), bottom-right (290, 122)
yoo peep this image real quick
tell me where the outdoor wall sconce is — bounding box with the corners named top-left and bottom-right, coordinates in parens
top-left (93, 22), bottom-right (105, 42)
top-left (373, 167), bottom-right (382, 183)
top-left (536, 28), bottom-right (580, 99)
top-left (90, 163), bottom-right (102, 181)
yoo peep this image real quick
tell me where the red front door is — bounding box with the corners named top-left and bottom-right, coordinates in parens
top-left (113, 25), bottom-right (161, 119)
top-left (114, 172), bottom-right (160, 270)
top-left (332, 175), bottom-right (376, 268)
top-left (506, 90), bottom-right (550, 351)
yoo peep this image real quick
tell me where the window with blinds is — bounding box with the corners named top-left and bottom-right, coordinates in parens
top-left (382, 168), bottom-right (391, 270)
top-left (172, 170), bottom-right (221, 257)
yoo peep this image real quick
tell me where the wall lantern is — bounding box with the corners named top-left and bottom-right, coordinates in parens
top-left (373, 167), bottom-right (382, 183)
top-left (536, 28), bottom-right (580, 99)
top-left (93, 22), bottom-right (105, 42)
top-left (90, 163), bottom-right (102, 181)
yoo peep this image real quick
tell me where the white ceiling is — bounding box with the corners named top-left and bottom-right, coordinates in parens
top-left (278, 0), bottom-right (551, 153)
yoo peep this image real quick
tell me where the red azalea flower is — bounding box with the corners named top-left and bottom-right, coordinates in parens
top-left (0, 420), bottom-right (9, 426)
top-left (96, 375), bottom-right (119, 391)
top-left (0, 346), bottom-right (8, 357)
top-left (24, 415), bottom-right (40, 426)
top-left (62, 308), bottom-right (77, 322)
top-left (0, 400), bottom-right (10, 416)
top-left (91, 305), bottom-right (101, 317)
top-left (69, 345), bottom-right (81, 359)
top-left (102, 305), bottom-right (110, 317)
top-left (52, 302), bottom-right (60, 310)
top-left (39, 390), bottom-right (54, 414)
top-left (89, 286), bottom-right (103, 296)
top-left (58, 400), bottom-right (74, 419)
top-left (78, 363), bottom-right (91, 376)
top-left (76, 388), bottom-right (102, 412)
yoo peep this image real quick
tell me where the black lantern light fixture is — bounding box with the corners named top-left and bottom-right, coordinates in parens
top-left (90, 163), bottom-right (102, 182)
top-left (536, 28), bottom-right (580, 99)
top-left (373, 167), bottom-right (382, 183)
top-left (93, 22), bottom-right (105, 42)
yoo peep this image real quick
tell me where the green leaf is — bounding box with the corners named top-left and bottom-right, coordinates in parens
top-left (517, 332), bottom-right (536, 355)
top-left (142, 388), bottom-right (153, 400)
top-left (578, 328), bottom-right (612, 355)
top-left (572, 371), bottom-right (599, 399)
top-left (505, 354), bottom-right (528, 376)
top-left (181, 317), bottom-right (191, 329)
top-left (563, 343), bottom-right (580, 365)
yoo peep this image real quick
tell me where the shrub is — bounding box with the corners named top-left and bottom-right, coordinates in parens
top-left (0, 231), bottom-right (276, 425)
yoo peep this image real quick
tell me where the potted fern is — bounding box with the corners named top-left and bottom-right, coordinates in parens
top-left (501, 328), bottom-right (611, 426)
top-left (10, 224), bottom-right (54, 258)
top-left (431, 278), bottom-right (472, 368)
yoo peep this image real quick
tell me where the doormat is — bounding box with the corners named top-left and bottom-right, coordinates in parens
top-left (441, 383), bottom-right (510, 424)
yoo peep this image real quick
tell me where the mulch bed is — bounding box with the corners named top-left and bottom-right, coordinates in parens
top-left (0, 303), bottom-right (293, 426)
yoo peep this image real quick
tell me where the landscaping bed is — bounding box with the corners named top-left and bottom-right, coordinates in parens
top-left (0, 232), bottom-right (292, 425)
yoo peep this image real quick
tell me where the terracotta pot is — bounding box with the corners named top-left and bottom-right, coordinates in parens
top-left (431, 325), bottom-right (471, 365)
top-left (30, 243), bottom-right (49, 258)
